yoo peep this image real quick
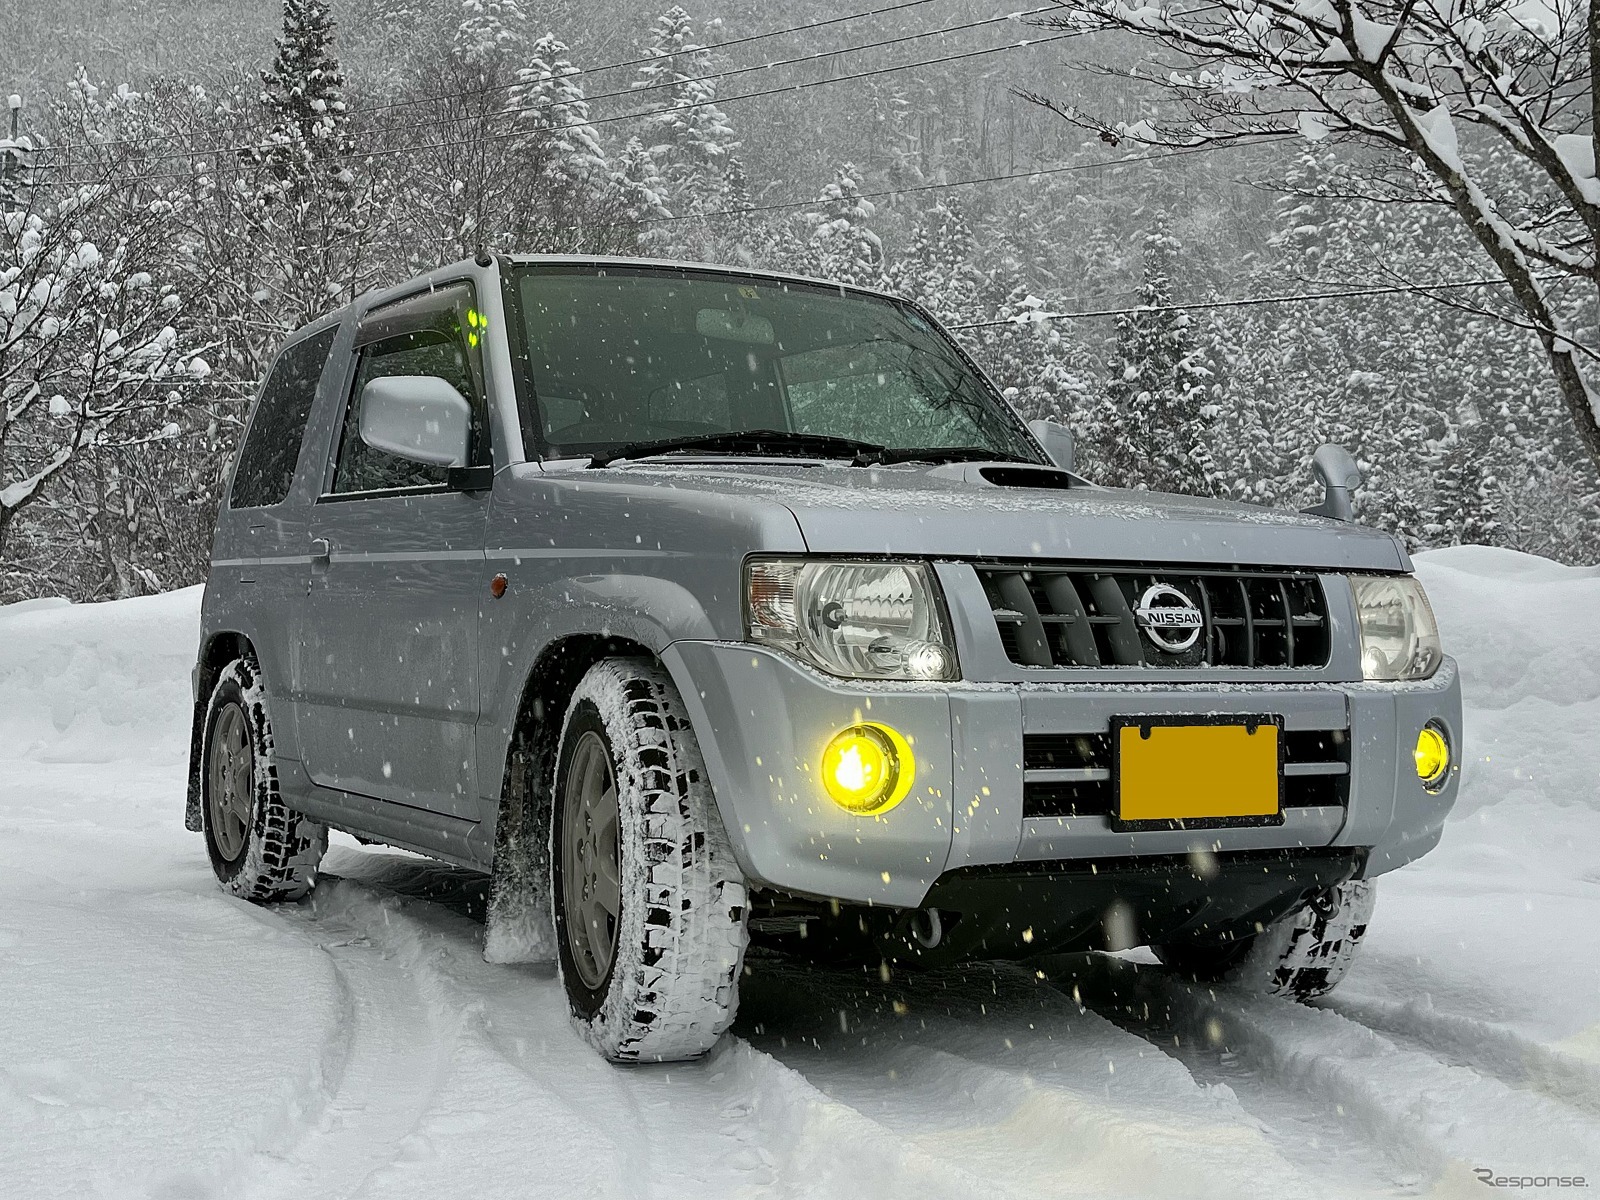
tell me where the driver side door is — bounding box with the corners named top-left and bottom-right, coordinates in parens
top-left (293, 283), bottom-right (493, 823)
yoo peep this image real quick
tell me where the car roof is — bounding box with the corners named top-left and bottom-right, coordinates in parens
top-left (501, 254), bottom-right (908, 305)
top-left (283, 255), bottom-right (912, 357)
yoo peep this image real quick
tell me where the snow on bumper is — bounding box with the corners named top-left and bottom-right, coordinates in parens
top-left (664, 641), bottom-right (1462, 908)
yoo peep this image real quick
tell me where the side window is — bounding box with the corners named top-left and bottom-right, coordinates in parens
top-left (331, 298), bottom-right (487, 496)
top-left (230, 327), bottom-right (338, 509)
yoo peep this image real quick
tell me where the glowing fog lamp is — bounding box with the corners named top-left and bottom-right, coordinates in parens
top-left (1414, 722), bottom-right (1451, 790)
top-left (821, 723), bottom-right (915, 815)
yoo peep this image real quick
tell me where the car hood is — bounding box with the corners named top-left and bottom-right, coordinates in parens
top-left (563, 460), bottom-right (1409, 572)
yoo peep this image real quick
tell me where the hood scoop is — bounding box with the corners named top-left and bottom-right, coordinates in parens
top-left (969, 463), bottom-right (1083, 490)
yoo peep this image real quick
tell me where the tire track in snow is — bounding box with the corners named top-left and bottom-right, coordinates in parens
top-left (1328, 991), bottom-right (1600, 1123)
top-left (1150, 967), bottom-right (1600, 1190)
top-left (298, 869), bottom-right (647, 1198)
top-left (738, 954), bottom-right (1348, 1200)
top-left (1064, 956), bottom-right (1422, 1196)
top-left (308, 853), bottom-right (783, 1199)
top-left (232, 886), bottom-right (457, 1200)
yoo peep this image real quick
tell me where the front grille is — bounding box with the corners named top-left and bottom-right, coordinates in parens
top-left (977, 565), bottom-right (1330, 669)
top-left (1022, 728), bottom-right (1350, 820)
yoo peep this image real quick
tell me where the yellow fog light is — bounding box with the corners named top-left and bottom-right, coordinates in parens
top-left (1414, 723), bottom-right (1450, 790)
top-left (821, 723), bottom-right (915, 815)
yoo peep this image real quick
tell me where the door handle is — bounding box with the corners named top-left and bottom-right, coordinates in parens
top-left (310, 537), bottom-right (332, 566)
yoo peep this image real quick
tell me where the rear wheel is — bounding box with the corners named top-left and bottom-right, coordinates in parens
top-left (552, 658), bottom-right (749, 1063)
top-left (1155, 878), bottom-right (1376, 1000)
top-left (201, 655), bottom-right (326, 902)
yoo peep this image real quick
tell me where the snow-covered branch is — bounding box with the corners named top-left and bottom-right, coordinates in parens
top-left (1030, 0), bottom-right (1600, 466)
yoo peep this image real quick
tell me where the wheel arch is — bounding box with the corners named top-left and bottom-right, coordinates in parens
top-left (481, 632), bottom-right (665, 964)
top-left (493, 633), bottom-right (662, 837)
top-left (185, 630), bottom-right (257, 832)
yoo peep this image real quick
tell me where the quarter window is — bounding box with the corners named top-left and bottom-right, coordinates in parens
top-left (230, 326), bottom-right (337, 509)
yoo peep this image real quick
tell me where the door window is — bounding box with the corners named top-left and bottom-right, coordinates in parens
top-left (330, 291), bottom-right (487, 496)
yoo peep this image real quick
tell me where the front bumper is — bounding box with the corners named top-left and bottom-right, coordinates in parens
top-left (664, 641), bottom-right (1462, 909)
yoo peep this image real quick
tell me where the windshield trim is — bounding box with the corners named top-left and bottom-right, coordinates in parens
top-left (502, 261), bottom-right (1046, 468)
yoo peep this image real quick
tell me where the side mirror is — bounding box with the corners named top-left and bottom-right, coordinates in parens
top-left (359, 375), bottom-right (471, 469)
top-left (1028, 419), bottom-right (1076, 473)
top-left (1304, 443), bottom-right (1362, 522)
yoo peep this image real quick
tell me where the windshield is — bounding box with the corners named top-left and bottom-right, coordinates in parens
top-left (507, 264), bottom-right (1041, 463)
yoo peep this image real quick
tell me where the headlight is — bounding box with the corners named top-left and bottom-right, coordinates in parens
top-left (1352, 574), bottom-right (1442, 681)
top-left (745, 557), bottom-right (958, 681)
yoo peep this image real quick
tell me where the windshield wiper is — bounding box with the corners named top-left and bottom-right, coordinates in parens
top-left (586, 429), bottom-right (886, 468)
top-left (851, 445), bottom-right (1037, 467)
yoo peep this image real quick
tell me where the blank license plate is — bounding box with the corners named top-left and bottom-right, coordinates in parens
top-left (1114, 718), bottom-right (1281, 827)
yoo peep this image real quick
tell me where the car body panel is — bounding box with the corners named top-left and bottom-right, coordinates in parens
top-left (192, 254), bottom-right (1464, 927)
top-left (573, 460), bottom-right (1410, 573)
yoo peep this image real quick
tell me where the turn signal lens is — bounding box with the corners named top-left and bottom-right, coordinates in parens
top-left (1415, 723), bottom-right (1450, 789)
top-left (821, 723), bottom-right (914, 815)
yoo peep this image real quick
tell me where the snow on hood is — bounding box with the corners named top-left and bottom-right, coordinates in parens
top-left (594, 460), bottom-right (1408, 571)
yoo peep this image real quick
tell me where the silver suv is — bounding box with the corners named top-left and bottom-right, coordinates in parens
top-left (188, 256), bottom-right (1461, 1063)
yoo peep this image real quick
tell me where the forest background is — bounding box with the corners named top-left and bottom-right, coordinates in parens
top-left (0, 0), bottom-right (1592, 601)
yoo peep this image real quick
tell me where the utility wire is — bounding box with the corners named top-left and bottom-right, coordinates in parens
top-left (36, 5), bottom-right (1057, 173)
top-left (361, 0), bottom-right (951, 117)
top-left (352, 5), bottom-right (1059, 159)
top-left (43, 32), bottom-right (1079, 188)
top-left (597, 139), bottom-right (1268, 230)
top-left (948, 276), bottom-right (1523, 329)
top-left (148, 272), bottom-right (1534, 393)
top-left (33, 0), bottom-right (955, 159)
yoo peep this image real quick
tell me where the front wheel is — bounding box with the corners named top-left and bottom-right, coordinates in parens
top-left (552, 658), bottom-right (750, 1063)
top-left (201, 654), bottom-right (326, 902)
top-left (1155, 878), bottom-right (1376, 1000)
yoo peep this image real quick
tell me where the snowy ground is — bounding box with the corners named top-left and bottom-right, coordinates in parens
top-left (4, 546), bottom-right (1600, 1199)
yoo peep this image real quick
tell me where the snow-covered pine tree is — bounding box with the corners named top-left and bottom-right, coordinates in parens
top-left (1088, 218), bottom-right (1217, 495)
top-left (257, 0), bottom-right (351, 188)
top-left (887, 199), bottom-right (984, 324)
top-left (802, 164), bottom-right (885, 288)
top-left (612, 135), bottom-right (673, 254)
top-left (454, 0), bottom-right (527, 79)
top-left (632, 5), bottom-right (738, 255)
top-left (505, 33), bottom-right (610, 249)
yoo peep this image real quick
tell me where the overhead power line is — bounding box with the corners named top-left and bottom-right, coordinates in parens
top-left (948, 277), bottom-right (1523, 329)
top-left (355, 5), bottom-right (1060, 159)
top-left (600, 139), bottom-right (1269, 231)
top-left (361, 0), bottom-right (951, 117)
top-left (32, 0), bottom-right (959, 159)
top-left (43, 31), bottom-right (1080, 188)
top-left (37, 5), bottom-right (1058, 174)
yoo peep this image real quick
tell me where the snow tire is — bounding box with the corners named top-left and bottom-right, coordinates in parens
top-left (552, 658), bottom-right (750, 1063)
top-left (200, 654), bottom-right (327, 903)
top-left (1156, 878), bottom-right (1376, 1000)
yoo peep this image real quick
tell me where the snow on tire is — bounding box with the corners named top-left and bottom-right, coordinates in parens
top-left (552, 658), bottom-right (750, 1063)
top-left (1157, 879), bottom-right (1376, 1000)
top-left (200, 654), bottom-right (327, 903)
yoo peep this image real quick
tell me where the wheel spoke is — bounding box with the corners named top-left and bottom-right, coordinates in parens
top-left (585, 897), bottom-right (614, 974)
top-left (592, 867), bottom-right (621, 918)
top-left (561, 729), bottom-right (627, 990)
top-left (206, 702), bottom-right (257, 862)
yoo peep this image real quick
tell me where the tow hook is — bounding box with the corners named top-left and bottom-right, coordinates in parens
top-left (908, 907), bottom-right (944, 950)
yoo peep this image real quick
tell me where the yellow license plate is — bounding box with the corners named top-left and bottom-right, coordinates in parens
top-left (1115, 719), bottom-right (1281, 826)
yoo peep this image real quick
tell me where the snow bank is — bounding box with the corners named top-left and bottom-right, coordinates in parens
top-left (0, 585), bottom-right (200, 763)
top-left (1414, 546), bottom-right (1600, 816)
